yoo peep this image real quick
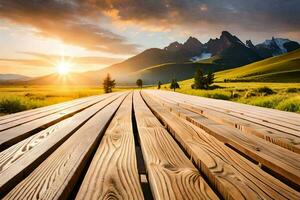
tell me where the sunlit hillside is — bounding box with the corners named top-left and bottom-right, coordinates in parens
top-left (215, 49), bottom-right (300, 82)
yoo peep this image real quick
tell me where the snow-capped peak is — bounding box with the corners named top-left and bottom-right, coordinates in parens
top-left (190, 52), bottom-right (212, 62)
top-left (263, 37), bottom-right (291, 54)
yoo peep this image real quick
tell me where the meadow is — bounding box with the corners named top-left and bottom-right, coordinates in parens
top-left (159, 81), bottom-right (300, 113)
top-left (0, 85), bottom-right (127, 115)
top-left (1, 81), bottom-right (300, 116)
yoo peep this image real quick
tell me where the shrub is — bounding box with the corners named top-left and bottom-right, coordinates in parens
top-left (244, 90), bottom-right (257, 98)
top-left (256, 87), bottom-right (275, 96)
top-left (0, 97), bottom-right (27, 113)
top-left (276, 97), bottom-right (300, 112)
top-left (203, 92), bottom-right (231, 100)
top-left (285, 88), bottom-right (298, 93)
top-left (243, 95), bottom-right (284, 108)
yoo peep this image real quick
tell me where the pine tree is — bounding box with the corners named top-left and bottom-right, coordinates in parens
top-left (102, 73), bottom-right (115, 93)
top-left (193, 69), bottom-right (206, 89)
top-left (170, 79), bottom-right (180, 92)
top-left (157, 81), bottom-right (162, 89)
top-left (206, 71), bottom-right (215, 86)
top-left (136, 79), bottom-right (143, 89)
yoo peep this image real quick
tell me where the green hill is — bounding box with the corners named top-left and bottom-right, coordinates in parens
top-left (126, 62), bottom-right (228, 85)
top-left (215, 49), bottom-right (300, 82)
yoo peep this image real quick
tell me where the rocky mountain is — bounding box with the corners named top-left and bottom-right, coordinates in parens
top-left (206, 31), bottom-right (245, 55)
top-left (91, 31), bottom-right (261, 78)
top-left (204, 31), bottom-right (261, 66)
top-left (247, 37), bottom-right (300, 58)
top-left (9, 31), bottom-right (299, 85)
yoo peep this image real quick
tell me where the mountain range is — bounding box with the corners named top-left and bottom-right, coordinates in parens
top-left (0, 74), bottom-right (31, 82)
top-left (2, 31), bottom-right (300, 85)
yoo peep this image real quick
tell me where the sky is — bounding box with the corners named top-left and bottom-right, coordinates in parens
top-left (0, 0), bottom-right (299, 77)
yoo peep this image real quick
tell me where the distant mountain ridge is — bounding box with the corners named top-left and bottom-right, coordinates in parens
top-left (6, 31), bottom-right (300, 85)
top-left (86, 31), bottom-right (264, 83)
top-left (247, 37), bottom-right (300, 58)
top-left (0, 74), bottom-right (31, 82)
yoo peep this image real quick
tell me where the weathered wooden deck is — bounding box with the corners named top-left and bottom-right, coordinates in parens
top-left (0, 90), bottom-right (299, 200)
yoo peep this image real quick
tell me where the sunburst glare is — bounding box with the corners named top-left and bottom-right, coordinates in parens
top-left (56, 61), bottom-right (71, 75)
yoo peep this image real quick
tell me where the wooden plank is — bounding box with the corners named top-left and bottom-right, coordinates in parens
top-left (177, 90), bottom-right (300, 125)
top-left (179, 92), bottom-right (300, 130)
top-left (0, 95), bottom-right (102, 131)
top-left (76, 93), bottom-right (144, 200)
top-left (142, 92), bottom-right (300, 200)
top-left (2, 93), bottom-right (127, 200)
top-left (0, 92), bottom-right (124, 194)
top-left (133, 91), bottom-right (218, 200)
top-left (0, 94), bottom-right (115, 151)
top-left (0, 95), bottom-right (99, 123)
top-left (150, 90), bottom-right (300, 137)
top-left (153, 90), bottom-right (300, 127)
top-left (142, 92), bottom-right (300, 188)
top-left (146, 91), bottom-right (300, 153)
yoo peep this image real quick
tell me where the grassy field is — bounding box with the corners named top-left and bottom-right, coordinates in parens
top-left (153, 49), bottom-right (300, 113)
top-left (215, 49), bottom-right (300, 82)
top-left (0, 85), bottom-right (127, 115)
top-left (158, 81), bottom-right (300, 113)
top-left (1, 83), bottom-right (300, 115)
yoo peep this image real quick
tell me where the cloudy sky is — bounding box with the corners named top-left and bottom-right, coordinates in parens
top-left (0, 0), bottom-right (299, 76)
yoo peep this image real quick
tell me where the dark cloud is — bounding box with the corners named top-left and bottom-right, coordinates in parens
top-left (0, 0), bottom-right (299, 51)
top-left (97, 0), bottom-right (300, 35)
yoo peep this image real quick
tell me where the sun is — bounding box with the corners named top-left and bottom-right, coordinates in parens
top-left (56, 62), bottom-right (70, 75)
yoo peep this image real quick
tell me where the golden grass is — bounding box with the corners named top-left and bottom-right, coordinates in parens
top-left (0, 85), bottom-right (128, 114)
top-left (156, 81), bottom-right (300, 113)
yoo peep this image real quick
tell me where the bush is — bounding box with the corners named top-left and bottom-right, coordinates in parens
top-left (203, 92), bottom-right (231, 100)
top-left (276, 97), bottom-right (300, 112)
top-left (0, 97), bottom-right (27, 113)
top-left (242, 95), bottom-right (285, 108)
top-left (256, 87), bottom-right (275, 96)
top-left (244, 90), bottom-right (257, 98)
top-left (285, 88), bottom-right (298, 93)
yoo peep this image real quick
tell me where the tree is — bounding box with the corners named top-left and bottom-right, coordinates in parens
top-left (136, 79), bottom-right (143, 89)
top-left (193, 69), bottom-right (206, 89)
top-left (206, 71), bottom-right (215, 86)
top-left (170, 79), bottom-right (180, 92)
top-left (157, 81), bottom-right (162, 89)
top-left (102, 73), bottom-right (115, 93)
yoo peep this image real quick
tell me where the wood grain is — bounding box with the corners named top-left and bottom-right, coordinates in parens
top-left (2, 93), bottom-right (127, 200)
top-left (0, 96), bottom-right (100, 131)
top-left (149, 90), bottom-right (300, 129)
top-left (146, 90), bottom-right (300, 153)
top-left (0, 93), bottom-right (123, 195)
top-left (142, 91), bottom-right (300, 200)
top-left (143, 91), bottom-right (300, 188)
top-left (76, 93), bottom-right (144, 200)
top-left (0, 94), bottom-right (114, 151)
top-left (133, 91), bottom-right (218, 200)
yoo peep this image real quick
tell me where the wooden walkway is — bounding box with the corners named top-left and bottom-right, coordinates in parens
top-left (0, 90), bottom-right (299, 200)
